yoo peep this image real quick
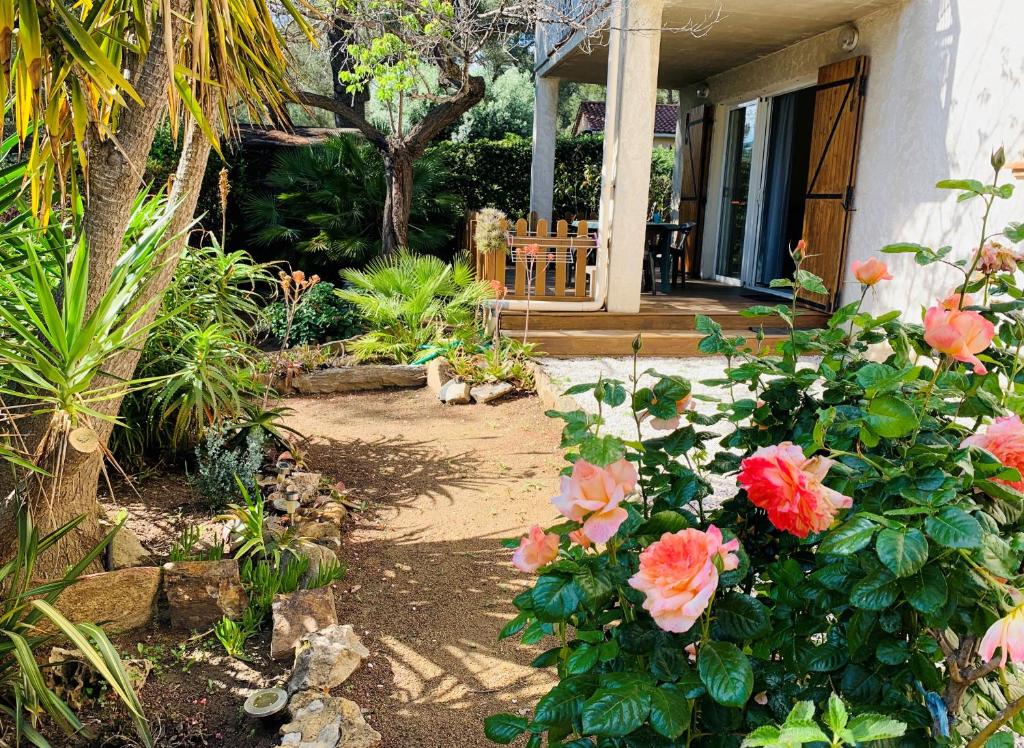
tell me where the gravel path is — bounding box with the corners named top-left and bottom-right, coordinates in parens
top-left (283, 388), bottom-right (565, 746)
top-left (538, 356), bottom-right (747, 502)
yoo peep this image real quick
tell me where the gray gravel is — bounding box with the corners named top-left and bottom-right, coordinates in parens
top-left (538, 356), bottom-right (750, 503)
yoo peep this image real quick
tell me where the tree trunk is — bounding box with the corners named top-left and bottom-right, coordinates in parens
top-left (382, 147), bottom-right (413, 254)
top-left (0, 118), bottom-right (213, 579)
top-left (326, 16), bottom-right (369, 129)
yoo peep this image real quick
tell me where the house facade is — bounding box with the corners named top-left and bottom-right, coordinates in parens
top-left (527, 0), bottom-right (1024, 317)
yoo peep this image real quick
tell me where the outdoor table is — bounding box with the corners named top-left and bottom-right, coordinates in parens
top-left (646, 222), bottom-right (686, 294)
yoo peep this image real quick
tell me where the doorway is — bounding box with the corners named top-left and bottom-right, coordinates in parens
top-left (712, 86), bottom-right (816, 293)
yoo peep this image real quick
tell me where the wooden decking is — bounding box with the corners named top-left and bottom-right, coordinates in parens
top-left (500, 281), bottom-right (829, 356)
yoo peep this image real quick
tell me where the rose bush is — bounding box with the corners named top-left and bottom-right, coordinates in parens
top-left (486, 152), bottom-right (1024, 746)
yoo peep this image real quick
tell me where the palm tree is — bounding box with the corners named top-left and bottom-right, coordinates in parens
top-left (0, 0), bottom-right (307, 574)
top-left (244, 136), bottom-right (461, 265)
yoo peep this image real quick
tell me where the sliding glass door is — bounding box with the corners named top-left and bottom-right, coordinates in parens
top-left (716, 102), bottom-right (757, 279)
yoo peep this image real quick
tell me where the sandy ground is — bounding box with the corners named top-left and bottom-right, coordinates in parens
top-left (283, 388), bottom-right (565, 747)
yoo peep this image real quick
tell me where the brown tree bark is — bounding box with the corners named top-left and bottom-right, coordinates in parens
top-left (293, 73), bottom-right (485, 254)
top-left (0, 116), bottom-right (214, 578)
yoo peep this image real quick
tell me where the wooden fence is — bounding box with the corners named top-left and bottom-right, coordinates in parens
top-left (468, 213), bottom-right (598, 302)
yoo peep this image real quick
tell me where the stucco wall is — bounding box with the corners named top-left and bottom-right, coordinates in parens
top-left (689, 0), bottom-right (1024, 313)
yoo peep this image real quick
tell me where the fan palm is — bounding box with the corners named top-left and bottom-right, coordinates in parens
top-left (336, 251), bottom-right (494, 363)
top-left (244, 136), bottom-right (462, 265)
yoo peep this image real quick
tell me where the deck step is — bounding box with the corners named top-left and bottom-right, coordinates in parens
top-left (500, 310), bottom-right (827, 331)
top-left (508, 328), bottom-right (791, 357)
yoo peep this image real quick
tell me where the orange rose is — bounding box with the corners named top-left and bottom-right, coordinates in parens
top-left (551, 459), bottom-right (637, 544)
top-left (923, 305), bottom-right (995, 374)
top-left (963, 415), bottom-right (1024, 492)
top-left (980, 603), bottom-right (1024, 667)
top-left (851, 257), bottom-right (893, 286)
top-left (512, 525), bottom-right (559, 573)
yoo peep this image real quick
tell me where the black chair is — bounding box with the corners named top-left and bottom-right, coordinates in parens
top-left (670, 223), bottom-right (696, 288)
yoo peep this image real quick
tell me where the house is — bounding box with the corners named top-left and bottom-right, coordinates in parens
top-left (572, 101), bottom-right (679, 148)
top-left (505, 0), bottom-right (1024, 355)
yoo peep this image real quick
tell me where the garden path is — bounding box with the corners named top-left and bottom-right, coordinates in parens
top-left (283, 388), bottom-right (565, 746)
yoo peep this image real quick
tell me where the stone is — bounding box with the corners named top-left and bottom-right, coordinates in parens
top-left (291, 365), bottom-right (425, 394)
top-left (288, 541), bottom-right (339, 587)
top-left (295, 520), bottom-right (342, 545)
top-left (288, 472), bottom-right (322, 501)
top-left (107, 523), bottom-right (154, 570)
top-left (163, 559), bottom-right (248, 631)
top-left (279, 690), bottom-right (381, 748)
top-left (52, 567), bottom-right (160, 634)
top-left (426, 357), bottom-right (454, 393)
top-left (271, 587), bottom-right (338, 661)
top-left (286, 624), bottom-right (369, 694)
top-left (302, 501), bottom-right (348, 528)
top-left (438, 379), bottom-right (471, 404)
top-left (470, 381), bottom-right (514, 404)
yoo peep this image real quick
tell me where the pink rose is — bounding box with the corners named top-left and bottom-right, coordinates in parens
top-left (551, 459), bottom-right (638, 544)
top-left (628, 525), bottom-right (739, 633)
top-left (939, 289), bottom-right (975, 310)
top-left (976, 241), bottom-right (1024, 274)
top-left (979, 603), bottom-right (1024, 667)
top-left (649, 394), bottom-right (695, 431)
top-left (923, 305), bottom-right (995, 374)
top-left (511, 525), bottom-right (559, 572)
top-left (963, 415), bottom-right (1024, 492)
top-left (738, 443), bottom-right (852, 538)
top-left (851, 258), bottom-right (893, 286)
top-left (568, 529), bottom-right (593, 549)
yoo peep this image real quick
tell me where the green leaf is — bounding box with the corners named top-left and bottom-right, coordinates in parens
top-left (579, 436), bottom-right (627, 467)
top-left (847, 713), bottom-right (907, 742)
top-left (865, 395), bottom-right (918, 438)
top-left (648, 683), bottom-right (691, 739)
top-left (580, 688), bottom-right (651, 737)
top-left (902, 564), bottom-right (948, 614)
top-left (925, 507), bottom-right (983, 549)
top-left (795, 269), bottom-right (829, 295)
top-left (779, 721), bottom-right (830, 744)
top-left (742, 725), bottom-right (782, 746)
top-left (875, 527), bottom-right (929, 577)
top-left (483, 713), bottom-right (528, 744)
top-left (985, 734), bottom-right (1015, 748)
top-left (534, 680), bottom-right (589, 727)
top-left (698, 641), bottom-right (753, 708)
top-left (712, 593), bottom-right (771, 641)
top-left (636, 510), bottom-right (688, 537)
top-left (566, 644), bottom-right (600, 675)
top-left (825, 694), bottom-right (848, 734)
top-left (532, 575), bottom-right (581, 622)
top-left (850, 569), bottom-right (900, 610)
top-left (936, 178), bottom-right (985, 193)
top-left (819, 516), bottom-right (878, 556)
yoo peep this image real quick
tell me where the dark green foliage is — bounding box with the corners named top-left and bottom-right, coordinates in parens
top-left (243, 135), bottom-right (461, 264)
top-left (261, 281), bottom-right (363, 346)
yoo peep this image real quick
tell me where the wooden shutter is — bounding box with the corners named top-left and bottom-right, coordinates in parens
top-left (800, 55), bottom-right (869, 309)
top-left (676, 104), bottom-right (714, 275)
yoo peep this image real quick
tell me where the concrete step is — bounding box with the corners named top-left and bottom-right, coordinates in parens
top-left (510, 329), bottom-right (791, 357)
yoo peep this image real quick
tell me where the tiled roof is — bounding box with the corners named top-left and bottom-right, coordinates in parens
top-left (574, 101), bottom-right (679, 136)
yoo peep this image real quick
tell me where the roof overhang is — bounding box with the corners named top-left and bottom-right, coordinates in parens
top-left (538, 0), bottom-right (903, 89)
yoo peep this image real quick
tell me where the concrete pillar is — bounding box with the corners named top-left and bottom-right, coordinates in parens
top-left (529, 75), bottom-right (560, 222)
top-left (599, 0), bottom-right (664, 313)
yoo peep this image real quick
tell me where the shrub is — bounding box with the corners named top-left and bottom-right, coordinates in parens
top-left (191, 427), bottom-right (264, 510)
top-left (242, 135), bottom-right (462, 265)
top-left (262, 281), bottom-right (363, 346)
top-left (336, 251), bottom-right (494, 363)
top-left (489, 156), bottom-right (1024, 747)
top-left (0, 504), bottom-right (151, 746)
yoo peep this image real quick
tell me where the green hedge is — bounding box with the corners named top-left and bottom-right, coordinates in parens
top-left (428, 134), bottom-right (673, 221)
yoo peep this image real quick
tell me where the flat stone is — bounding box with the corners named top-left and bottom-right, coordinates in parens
top-left (279, 690), bottom-right (381, 748)
top-left (53, 567), bottom-right (160, 634)
top-left (108, 523), bottom-right (154, 570)
top-left (292, 366), bottom-right (425, 395)
top-left (271, 587), bottom-right (338, 661)
top-left (287, 624), bottom-right (369, 694)
top-left (163, 559), bottom-right (248, 631)
top-left (426, 358), bottom-right (454, 393)
top-left (302, 501), bottom-right (347, 528)
top-left (288, 472), bottom-right (322, 501)
top-left (289, 541), bottom-right (339, 586)
top-left (295, 520), bottom-right (341, 545)
top-left (438, 379), bottom-right (471, 404)
top-left (470, 381), bottom-right (514, 404)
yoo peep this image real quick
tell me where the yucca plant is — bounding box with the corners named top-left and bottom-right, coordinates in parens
top-left (0, 502), bottom-right (151, 747)
top-left (0, 194), bottom-right (176, 488)
top-left (336, 251), bottom-right (495, 363)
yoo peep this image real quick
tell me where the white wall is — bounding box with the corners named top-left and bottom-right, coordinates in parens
top-left (690, 0), bottom-right (1024, 313)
